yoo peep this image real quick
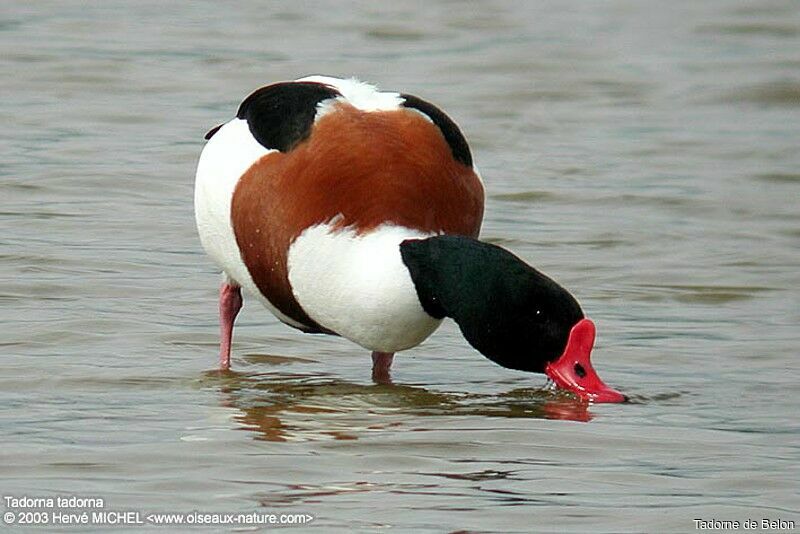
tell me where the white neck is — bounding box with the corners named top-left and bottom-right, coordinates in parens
top-left (287, 223), bottom-right (442, 352)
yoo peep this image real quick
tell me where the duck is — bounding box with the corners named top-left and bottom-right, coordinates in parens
top-left (194, 75), bottom-right (626, 403)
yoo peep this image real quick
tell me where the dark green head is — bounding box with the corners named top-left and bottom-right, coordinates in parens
top-left (400, 235), bottom-right (584, 372)
top-left (400, 236), bottom-right (626, 403)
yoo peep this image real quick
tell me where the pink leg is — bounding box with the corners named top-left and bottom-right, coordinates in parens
top-left (219, 283), bottom-right (243, 370)
top-left (371, 351), bottom-right (394, 384)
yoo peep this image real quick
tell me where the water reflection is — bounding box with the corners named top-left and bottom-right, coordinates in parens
top-left (200, 355), bottom-right (593, 442)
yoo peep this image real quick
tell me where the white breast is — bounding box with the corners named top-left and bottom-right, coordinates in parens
top-left (287, 223), bottom-right (442, 352)
top-left (194, 118), bottom-right (306, 328)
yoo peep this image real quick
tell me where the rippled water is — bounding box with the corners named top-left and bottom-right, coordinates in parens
top-left (2, 1), bottom-right (799, 532)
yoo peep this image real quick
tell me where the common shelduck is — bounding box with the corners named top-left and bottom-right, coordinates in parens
top-left (194, 76), bottom-right (625, 403)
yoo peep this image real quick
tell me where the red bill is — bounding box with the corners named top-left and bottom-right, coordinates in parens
top-left (544, 318), bottom-right (627, 403)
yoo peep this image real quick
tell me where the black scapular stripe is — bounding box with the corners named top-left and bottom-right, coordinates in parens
top-left (204, 123), bottom-right (223, 140)
top-left (236, 82), bottom-right (341, 152)
top-left (400, 94), bottom-right (473, 167)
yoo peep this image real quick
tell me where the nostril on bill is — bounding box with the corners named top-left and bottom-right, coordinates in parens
top-left (574, 363), bottom-right (586, 378)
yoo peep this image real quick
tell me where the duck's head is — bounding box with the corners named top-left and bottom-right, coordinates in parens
top-left (400, 236), bottom-right (626, 403)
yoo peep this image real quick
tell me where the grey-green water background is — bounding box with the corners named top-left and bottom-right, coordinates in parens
top-left (1, 1), bottom-right (799, 532)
